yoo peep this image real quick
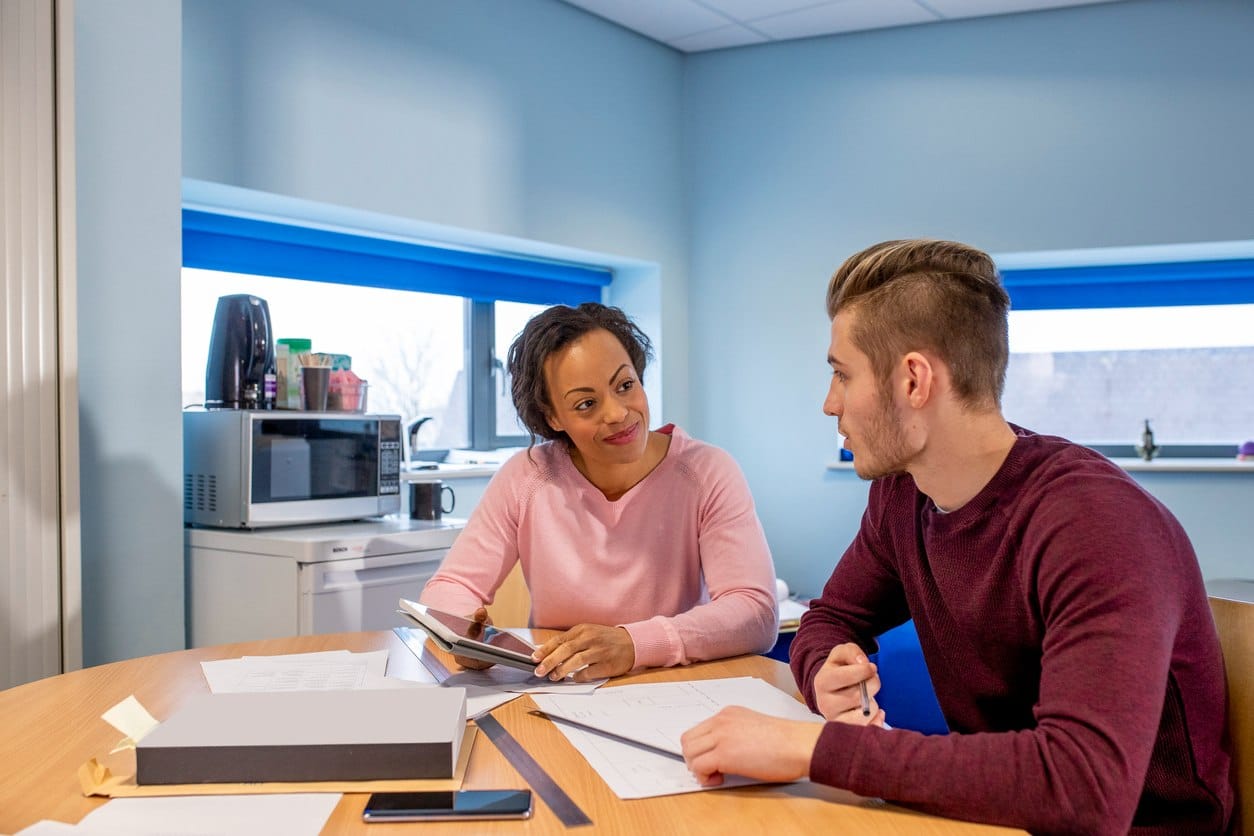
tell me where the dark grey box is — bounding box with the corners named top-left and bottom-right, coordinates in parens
top-left (136, 688), bottom-right (466, 785)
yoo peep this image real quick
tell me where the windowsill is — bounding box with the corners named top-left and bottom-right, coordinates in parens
top-left (399, 447), bottom-right (524, 481)
top-left (401, 462), bottom-right (500, 481)
top-left (1107, 457), bottom-right (1254, 473)
top-left (826, 458), bottom-right (1254, 474)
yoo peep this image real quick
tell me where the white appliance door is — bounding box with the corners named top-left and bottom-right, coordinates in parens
top-left (299, 549), bottom-right (449, 635)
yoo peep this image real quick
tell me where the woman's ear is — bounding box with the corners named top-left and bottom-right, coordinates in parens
top-left (545, 409), bottom-right (563, 433)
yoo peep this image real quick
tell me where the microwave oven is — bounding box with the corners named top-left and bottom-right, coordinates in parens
top-left (184, 410), bottom-right (402, 528)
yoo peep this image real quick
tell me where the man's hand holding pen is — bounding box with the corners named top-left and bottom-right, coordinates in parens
top-left (814, 642), bottom-right (886, 727)
top-left (680, 641), bottom-right (885, 788)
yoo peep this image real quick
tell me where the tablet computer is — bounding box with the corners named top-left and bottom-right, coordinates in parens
top-left (398, 599), bottom-right (538, 674)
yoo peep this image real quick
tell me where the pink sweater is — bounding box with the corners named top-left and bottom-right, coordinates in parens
top-left (420, 425), bottom-right (779, 669)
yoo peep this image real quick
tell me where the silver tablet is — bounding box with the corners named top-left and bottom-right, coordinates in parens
top-left (398, 599), bottom-right (538, 673)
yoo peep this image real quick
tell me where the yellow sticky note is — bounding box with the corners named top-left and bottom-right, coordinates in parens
top-left (101, 694), bottom-right (160, 753)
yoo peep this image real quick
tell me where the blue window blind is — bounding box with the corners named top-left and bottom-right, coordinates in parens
top-left (183, 209), bottom-right (611, 305)
top-left (1000, 257), bottom-right (1254, 311)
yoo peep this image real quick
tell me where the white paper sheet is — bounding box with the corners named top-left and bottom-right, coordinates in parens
top-left (200, 649), bottom-right (395, 693)
top-left (70, 794), bottom-right (341, 836)
top-left (442, 664), bottom-right (606, 695)
top-left (395, 626), bottom-right (604, 718)
top-left (779, 597), bottom-right (810, 623)
top-left (415, 665), bottom-right (603, 719)
top-left (532, 676), bottom-right (824, 799)
top-left (14, 822), bottom-right (82, 835)
top-left (240, 651), bottom-right (355, 662)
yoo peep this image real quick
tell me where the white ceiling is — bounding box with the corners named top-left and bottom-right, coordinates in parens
top-left (559, 0), bottom-right (1129, 52)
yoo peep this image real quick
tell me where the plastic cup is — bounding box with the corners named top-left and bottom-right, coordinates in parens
top-left (301, 366), bottom-right (330, 411)
top-left (327, 379), bottom-right (369, 412)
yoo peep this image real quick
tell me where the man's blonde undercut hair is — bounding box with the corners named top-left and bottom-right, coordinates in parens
top-left (827, 239), bottom-right (1011, 409)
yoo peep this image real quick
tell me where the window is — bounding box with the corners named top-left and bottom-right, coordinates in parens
top-left (181, 201), bottom-right (610, 452)
top-left (997, 244), bottom-right (1254, 455)
top-left (181, 268), bottom-right (471, 447)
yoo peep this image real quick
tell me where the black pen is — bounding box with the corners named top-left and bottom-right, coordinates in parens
top-left (859, 680), bottom-right (871, 717)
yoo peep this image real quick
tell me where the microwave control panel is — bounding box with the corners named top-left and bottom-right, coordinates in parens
top-left (380, 440), bottom-right (401, 494)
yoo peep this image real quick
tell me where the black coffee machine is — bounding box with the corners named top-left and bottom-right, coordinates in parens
top-left (205, 294), bottom-right (276, 409)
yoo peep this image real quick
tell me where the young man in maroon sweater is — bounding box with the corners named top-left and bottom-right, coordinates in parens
top-left (680, 239), bottom-right (1233, 834)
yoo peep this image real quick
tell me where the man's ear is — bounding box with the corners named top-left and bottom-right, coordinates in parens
top-left (901, 352), bottom-right (935, 407)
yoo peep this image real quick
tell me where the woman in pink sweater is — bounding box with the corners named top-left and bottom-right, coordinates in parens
top-left (420, 303), bottom-right (778, 682)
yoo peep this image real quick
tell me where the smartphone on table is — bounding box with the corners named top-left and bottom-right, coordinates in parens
top-left (362, 790), bottom-right (534, 822)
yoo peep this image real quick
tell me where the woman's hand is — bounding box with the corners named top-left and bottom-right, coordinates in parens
top-left (451, 607), bottom-right (495, 671)
top-left (532, 623), bottom-right (636, 682)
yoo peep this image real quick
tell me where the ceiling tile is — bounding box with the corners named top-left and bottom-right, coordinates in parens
top-left (562, 0), bottom-right (1135, 52)
top-left (668, 23), bottom-right (771, 52)
top-left (559, 0), bottom-right (731, 42)
top-left (923, 0), bottom-right (1129, 18)
top-left (696, 0), bottom-right (833, 22)
top-left (748, 0), bottom-right (939, 40)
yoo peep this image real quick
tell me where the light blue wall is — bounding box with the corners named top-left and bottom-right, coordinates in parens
top-left (69, 0), bottom-right (685, 663)
top-left (73, 0), bottom-right (1253, 664)
top-left (75, 0), bottom-right (184, 665)
top-left (1123, 472), bottom-right (1252, 581)
top-left (683, 0), bottom-right (1254, 595)
top-left (181, 0), bottom-right (690, 419)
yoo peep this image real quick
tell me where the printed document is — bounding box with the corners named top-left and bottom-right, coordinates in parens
top-left (532, 676), bottom-right (824, 799)
top-left (200, 649), bottom-right (412, 693)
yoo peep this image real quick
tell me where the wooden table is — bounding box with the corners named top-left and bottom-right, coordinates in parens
top-left (0, 632), bottom-right (1021, 835)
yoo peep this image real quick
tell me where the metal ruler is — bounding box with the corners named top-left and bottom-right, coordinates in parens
top-left (394, 626), bottom-right (453, 681)
top-left (476, 713), bottom-right (593, 828)
top-left (394, 627), bottom-right (593, 827)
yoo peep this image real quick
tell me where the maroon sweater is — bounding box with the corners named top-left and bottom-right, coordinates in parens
top-left (791, 429), bottom-right (1232, 834)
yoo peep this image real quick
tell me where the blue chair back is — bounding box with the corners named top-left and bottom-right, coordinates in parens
top-left (870, 620), bottom-right (948, 735)
top-left (765, 620), bottom-right (947, 735)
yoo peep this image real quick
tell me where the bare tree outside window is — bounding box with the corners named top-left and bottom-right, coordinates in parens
top-left (368, 329), bottom-right (470, 450)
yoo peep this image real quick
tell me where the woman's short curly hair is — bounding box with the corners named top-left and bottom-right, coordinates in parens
top-left (507, 302), bottom-right (653, 446)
